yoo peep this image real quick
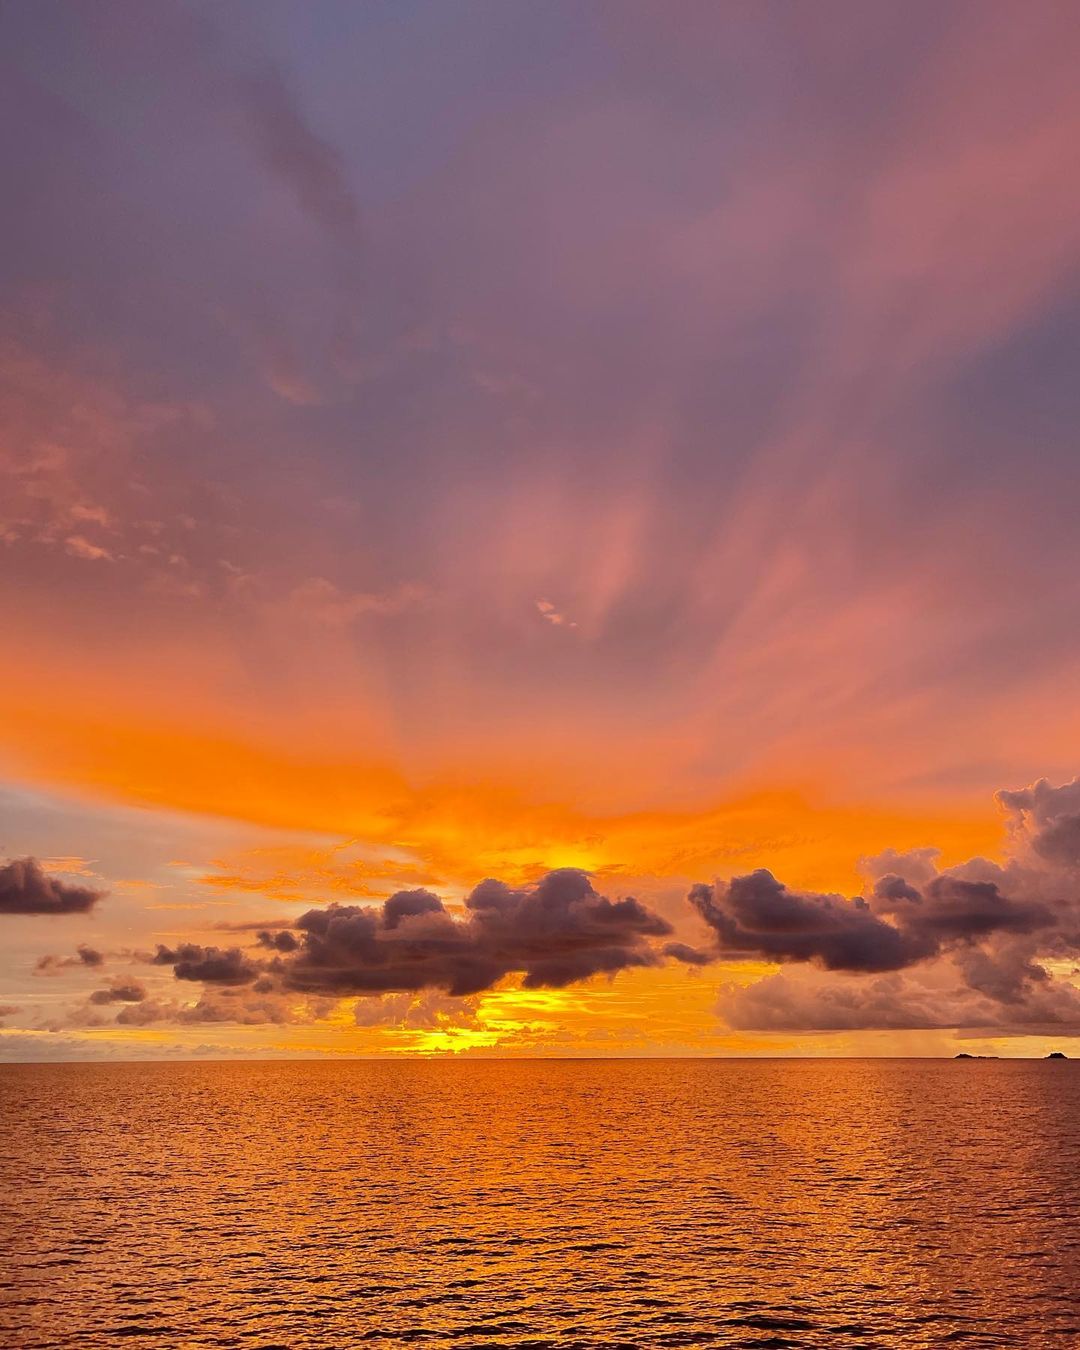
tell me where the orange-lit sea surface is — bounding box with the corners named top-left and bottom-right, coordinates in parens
top-left (2, 1060), bottom-right (1078, 1348)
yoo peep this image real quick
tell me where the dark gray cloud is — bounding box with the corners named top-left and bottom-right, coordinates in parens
top-left (0, 858), bottom-right (106, 916)
top-left (662, 941), bottom-right (713, 966)
top-left (89, 979), bottom-right (147, 1005)
top-left (683, 870), bottom-right (935, 973)
top-left (256, 928), bottom-right (299, 953)
top-left (151, 943), bottom-right (262, 985)
top-left (693, 777), bottom-right (1080, 1034)
top-left (278, 868), bottom-right (672, 997)
top-left (871, 873), bottom-right (1052, 944)
top-left (680, 862), bottom-right (1059, 977)
top-left (144, 868), bottom-right (672, 1005)
top-left (951, 940), bottom-right (1050, 1006)
top-left (35, 944), bottom-right (105, 974)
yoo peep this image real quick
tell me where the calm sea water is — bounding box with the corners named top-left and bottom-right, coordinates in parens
top-left (1, 1060), bottom-right (1078, 1349)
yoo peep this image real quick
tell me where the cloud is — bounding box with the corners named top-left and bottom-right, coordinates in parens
top-left (871, 873), bottom-right (1051, 944)
top-left (114, 1000), bottom-right (175, 1027)
top-left (278, 869), bottom-right (671, 997)
top-left (662, 941), bottom-right (713, 966)
top-left (720, 969), bottom-right (975, 1032)
top-left (215, 309), bottom-right (324, 406)
top-left (89, 979), bottom-right (147, 1005)
top-left (240, 67), bottom-right (360, 243)
top-left (682, 860), bottom-right (1058, 978)
top-left (352, 989), bottom-right (481, 1030)
top-left (150, 943), bottom-right (262, 985)
top-left (720, 961), bottom-right (1080, 1034)
top-left (256, 928), bottom-right (299, 953)
top-left (38, 857), bottom-right (99, 878)
top-left (691, 777), bottom-right (1080, 1034)
top-left (200, 842), bottom-right (438, 905)
top-left (149, 868), bottom-right (671, 1001)
top-left (998, 777), bottom-right (1080, 869)
top-left (64, 534), bottom-right (112, 561)
top-left (35, 944), bottom-right (105, 974)
top-left (0, 858), bottom-right (106, 916)
top-left (857, 847), bottom-right (941, 886)
top-left (115, 989), bottom-right (311, 1027)
top-left (684, 870), bottom-right (934, 972)
top-left (285, 577), bottom-right (430, 627)
top-left (536, 599), bottom-right (577, 628)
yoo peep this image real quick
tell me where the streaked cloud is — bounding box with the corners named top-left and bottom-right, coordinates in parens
top-left (2, 1), bottom-right (1080, 1054)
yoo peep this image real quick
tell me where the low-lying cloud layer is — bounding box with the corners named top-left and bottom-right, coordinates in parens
top-left (678, 778), bottom-right (1080, 1033)
top-left (148, 868), bottom-right (672, 1004)
top-left (35, 945), bottom-right (105, 974)
top-left (88, 979), bottom-right (147, 1006)
top-left (18, 781), bottom-right (1080, 1042)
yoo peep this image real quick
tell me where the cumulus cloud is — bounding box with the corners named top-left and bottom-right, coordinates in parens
top-left (998, 777), bottom-right (1080, 869)
top-left (871, 873), bottom-right (1050, 944)
top-left (684, 870), bottom-right (934, 972)
top-left (149, 868), bottom-right (671, 1002)
top-left (150, 943), bottom-right (262, 985)
top-left (35, 944), bottom-right (105, 974)
top-left (102, 782), bottom-right (1080, 1037)
top-left (114, 1000), bottom-right (175, 1027)
top-left (278, 869), bottom-right (671, 997)
top-left (256, 928), bottom-right (299, 953)
top-left (0, 858), bottom-right (106, 915)
top-left (688, 778), bottom-right (1080, 1034)
top-left (681, 862), bottom-right (1059, 977)
top-left (89, 979), bottom-right (147, 1005)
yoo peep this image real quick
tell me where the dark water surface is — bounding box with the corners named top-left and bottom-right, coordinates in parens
top-left (1, 1060), bottom-right (1078, 1349)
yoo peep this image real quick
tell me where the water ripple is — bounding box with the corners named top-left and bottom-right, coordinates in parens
top-left (1, 1060), bottom-right (1078, 1348)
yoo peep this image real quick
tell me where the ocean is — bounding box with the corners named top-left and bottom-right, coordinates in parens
top-left (2, 1059), bottom-right (1078, 1348)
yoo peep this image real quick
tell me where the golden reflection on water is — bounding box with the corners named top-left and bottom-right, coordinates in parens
top-left (2, 1060), bottom-right (1078, 1348)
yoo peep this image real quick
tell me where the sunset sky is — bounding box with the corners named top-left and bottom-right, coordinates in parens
top-left (3, 0), bottom-right (1080, 1059)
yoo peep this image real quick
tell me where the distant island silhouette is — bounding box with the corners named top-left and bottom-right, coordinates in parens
top-left (954, 1051), bottom-right (1068, 1059)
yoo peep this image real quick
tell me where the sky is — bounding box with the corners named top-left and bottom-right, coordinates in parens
top-left (3, 0), bottom-right (1080, 1059)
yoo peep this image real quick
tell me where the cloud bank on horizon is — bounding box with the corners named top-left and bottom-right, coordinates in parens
top-left (684, 779), bottom-right (1080, 1034)
top-left (2, 1), bottom-right (1080, 1053)
top-left (6, 777), bottom-right (1080, 1044)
